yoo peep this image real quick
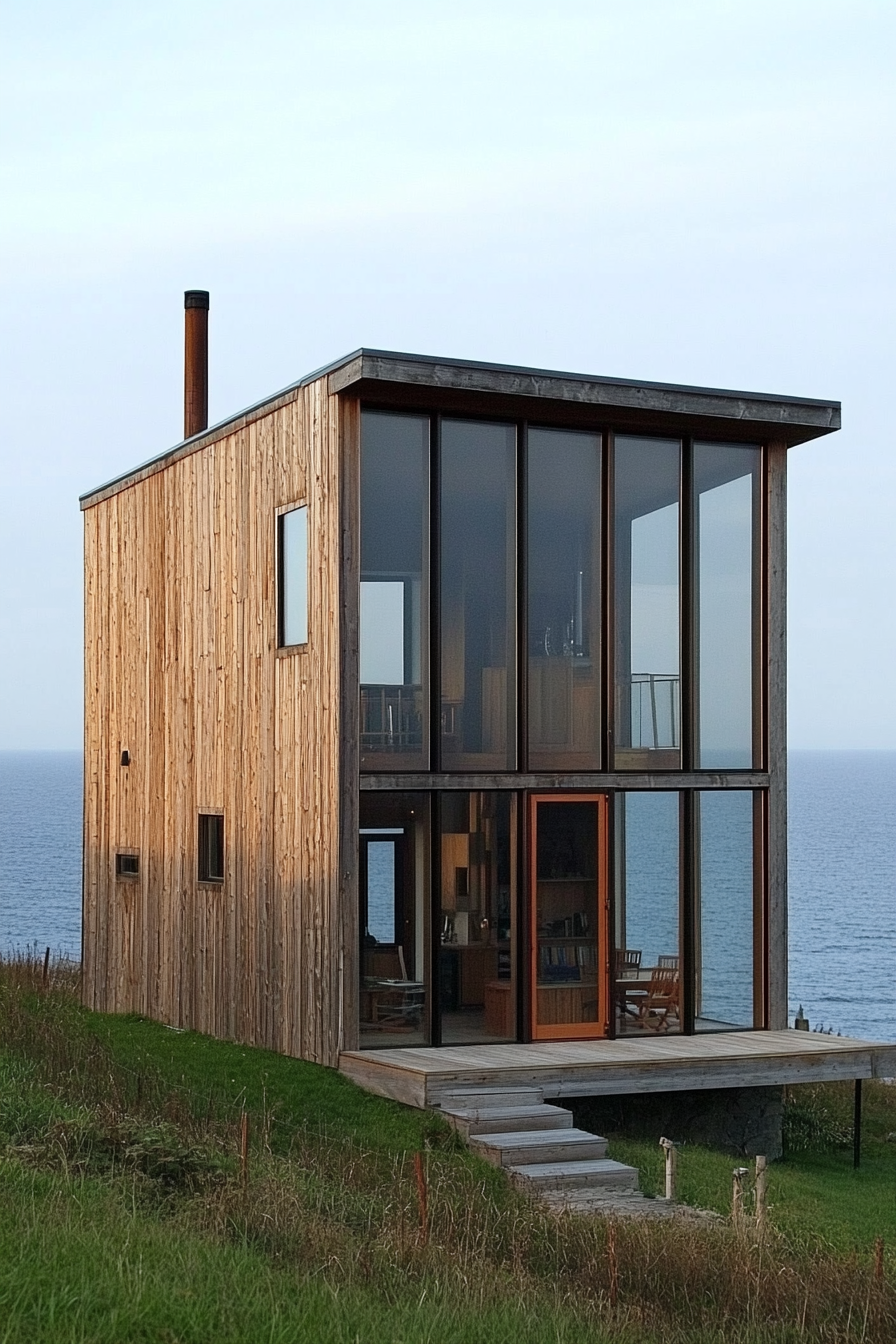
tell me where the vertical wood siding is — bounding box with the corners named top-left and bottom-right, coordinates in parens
top-left (83, 380), bottom-right (352, 1065)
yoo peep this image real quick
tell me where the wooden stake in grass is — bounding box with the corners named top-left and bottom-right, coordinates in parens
top-left (659, 1137), bottom-right (677, 1202)
top-left (240, 1111), bottom-right (249, 1193)
top-left (607, 1222), bottom-right (618, 1310)
top-left (874, 1237), bottom-right (884, 1283)
top-left (732, 1167), bottom-right (749, 1226)
top-left (414, 1151), bottom-right (428, 1246)
top-left (41, 947), bottom-right (50, 988)
top-left (754, 1155), bottom-right (768, 1229)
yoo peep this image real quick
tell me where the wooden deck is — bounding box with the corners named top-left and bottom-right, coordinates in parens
top-left (339, 1031), bottom-right (896, 1110)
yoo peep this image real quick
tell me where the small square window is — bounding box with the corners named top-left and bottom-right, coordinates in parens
top-left (198, 813), bottom-right (224, 883)
top-left (116, 853), bottom-right (139, 878)
top-left (278, 505), bottom-right (308, 646)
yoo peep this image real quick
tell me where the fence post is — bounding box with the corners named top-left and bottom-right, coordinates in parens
top-left (607, 1222), bottom-right (618, 1309)
top-left (240, 1111), bottom-right (249, 1193)
top-left (414, 1151), bottom-right (428, 1246)
top-left (659, 1137), bottom-right (677, 1202)
top-left (732, 1167), bottom-right (749, 1225)
top-left (754, 1155), bottom-right (767, 1229)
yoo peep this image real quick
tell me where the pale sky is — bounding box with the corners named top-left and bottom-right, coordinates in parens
top-left (1, 0), bottom-right (894, 749)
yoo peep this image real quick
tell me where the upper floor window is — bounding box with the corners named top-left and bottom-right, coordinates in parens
top-left (527, 428), bottom-right (601, 770)
top-left (358, 414), bottom-right (764, 775)
top-left (278, 505), bottom-right (308, 647)
top-left (613, 436), bottom-right (682, 770)
top-left (693, 443), bottom-right (761, 768)
top-left (440, 419), bottom-right (517, 771)
top-left (360, 412), bottom-right (429, 770)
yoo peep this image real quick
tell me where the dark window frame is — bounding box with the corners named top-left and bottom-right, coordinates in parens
top-left (115, 852), bottom-right (140, 879)
top-left (359, 402), bottom-right (768, 780)
top-left (198, 813), bottom-right (225, 885)
top-left (277, 503), bottom-right (309, 650)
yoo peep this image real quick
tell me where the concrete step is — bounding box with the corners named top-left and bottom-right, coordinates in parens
top-left (541, 1191), bottom-right (670, 1217)
top-left (442, 1103), bottom-right (573, 1137)
top-left (470, 1127), bottom-right (608, 1168)
top-left (435, 1086), bottom-right (544, 1110)
top-left (509, 1156), bottom-right (639, 1193)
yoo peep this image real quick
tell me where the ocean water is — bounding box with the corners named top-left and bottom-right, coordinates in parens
top-left (788, 751), bottom-right (896, 1044)
top-left (0, 752), bottom-right (82, 959)
top-left (1, 750), bottom-right (893, 1042)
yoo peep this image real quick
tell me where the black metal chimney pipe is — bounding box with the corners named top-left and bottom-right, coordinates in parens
top-left (184, 290), bottom-right (209, 439)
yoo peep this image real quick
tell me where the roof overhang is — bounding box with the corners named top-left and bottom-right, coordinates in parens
top-left (81, 347), bottom-right (840, 509)
top-left (329, 349), bottom-right (840, 446)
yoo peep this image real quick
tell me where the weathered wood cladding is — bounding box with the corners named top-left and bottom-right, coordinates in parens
top-left (83, 379), bottom-right (349, 1064)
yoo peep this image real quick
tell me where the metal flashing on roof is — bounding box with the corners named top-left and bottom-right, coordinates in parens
top-left (80, 347), bottom-right (840, 509)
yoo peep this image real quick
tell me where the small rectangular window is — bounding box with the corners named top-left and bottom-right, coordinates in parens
top-left (198, 814), bottom-right (224, 884)
top-left (115, 853), bottom-right (139, 878)
top-left (278, 505), bottom-right (308, 646)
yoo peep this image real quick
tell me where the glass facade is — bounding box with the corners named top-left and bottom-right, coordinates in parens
top-left (695, 790), bottom-right (756, 1031)
top-left (694, 443), bottom-right (761, 768)
top-left (360, 412), bottom-right (430, 770)
top-left (527, 429), bottom-right (601, 769)
top-left (356, 414), bottom-right (767, 1045)
top-left (613, 436), bottom-right (681, 769)
top-left (532, 797), bottom-right (605, 1037)
top-left (614, 792), bottom-right (680, 1035)
top-left (440, 420), bottom-right (517, 770)
top-left (439, 792), bottom-right (517, 1045)
top-left (359, 793), bottom-right (430, 1048)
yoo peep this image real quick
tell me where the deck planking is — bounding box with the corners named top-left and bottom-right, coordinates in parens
top-left (339, 1031), bottom-right (896, 1110)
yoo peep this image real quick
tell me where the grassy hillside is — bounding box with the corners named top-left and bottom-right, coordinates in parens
top-left (0, 955), bottom-right (893, 1343)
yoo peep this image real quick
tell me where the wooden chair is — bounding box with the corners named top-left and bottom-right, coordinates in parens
top-left (614, 949), bottom-right (643, 1024)
top-left (363, 945), bottom-right (424, 1031)
top-left (657, 953), bottom-right (679, 970)
top-left (364, 946), bottom-right (408, 980)
top-left (635, 966), bottom-right (680, 1032)
top-left (615, 949), bottom-right (642, 979)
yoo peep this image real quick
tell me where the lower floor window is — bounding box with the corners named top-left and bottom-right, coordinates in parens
top-left (198, 813), bottom-right (225, 883)
top-left (359, 787), bottom-right (763, 1048)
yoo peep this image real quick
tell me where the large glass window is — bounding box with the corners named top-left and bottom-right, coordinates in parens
top-left (695, 790), bottom-right (756, 1030)
top-left (359, 794), bottom-right (430, 1047)
top-left (439, 792), bottom-right (517, 1045)
top-left (360, 412), bottom-right (429, 770)
top-left (440, 420), bottom-right (516, 770)
top-left (531, 796), bottom-right (607, 1038)
top-left (694, 444), bottom-right (761, 768)
top-left (613, 437), bottom-right (681, 768)
top-left (278, 505), bottom-right (308, 646)
top-left (614, 792), bottom-right (680, 1035)
top-left (527, 429), bottom-right (601, 769)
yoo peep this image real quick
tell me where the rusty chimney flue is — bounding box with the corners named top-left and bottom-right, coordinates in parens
top-left (184, 289), bottom-right (209, 439)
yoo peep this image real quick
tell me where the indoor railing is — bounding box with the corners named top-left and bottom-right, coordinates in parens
top-left (630, 673), bottom-right (680, 750)
top-left (361, 684), bottom-right (424, 752)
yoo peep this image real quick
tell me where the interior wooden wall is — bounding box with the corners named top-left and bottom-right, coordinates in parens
top-left (83, 378), bottom-right (357, 1065)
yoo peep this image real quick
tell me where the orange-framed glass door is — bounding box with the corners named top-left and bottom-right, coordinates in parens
top-left (529, 794), bottom-right (609, 1040)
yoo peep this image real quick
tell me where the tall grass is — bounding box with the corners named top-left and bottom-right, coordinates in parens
top-left (0, 951), bottom-right (893, 1343)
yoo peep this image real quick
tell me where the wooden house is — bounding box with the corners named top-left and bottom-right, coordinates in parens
top-left (81, 293), bottom-right (895, 1131)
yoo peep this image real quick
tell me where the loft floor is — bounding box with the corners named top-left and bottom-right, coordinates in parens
top-left (339, 1030), bottom-right (896, 1110)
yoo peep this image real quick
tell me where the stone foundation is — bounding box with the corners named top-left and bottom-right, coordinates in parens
top-left (571, 1086), bottom-right (784, 1160)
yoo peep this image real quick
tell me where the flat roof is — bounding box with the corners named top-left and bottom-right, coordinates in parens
top-left (81, 347), bottom-right (840, 509)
